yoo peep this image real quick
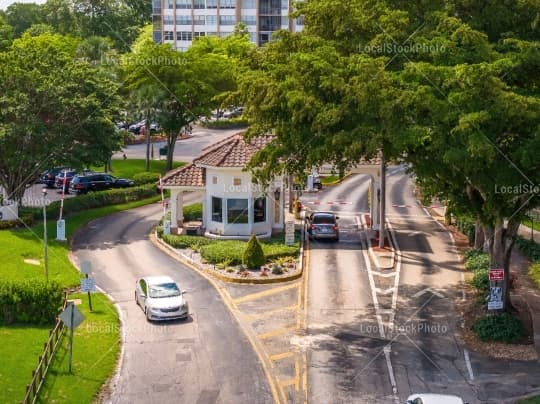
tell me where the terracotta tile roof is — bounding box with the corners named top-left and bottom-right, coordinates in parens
top-left (195, 133), bottom-right (274, 168)
top-left (161, 164), bottom-right (205, 187)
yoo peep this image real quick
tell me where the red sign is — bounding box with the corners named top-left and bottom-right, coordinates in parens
top-left (489, 269), bottom-right (504, 281)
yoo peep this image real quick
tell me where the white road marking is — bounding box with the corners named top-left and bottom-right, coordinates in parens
top-left (371, 270), bottom-right (397, 278)
top-left (464, 349), bottom-right (475, 381)
top-left (375, 287), bottom-right (396, 295)
top-left (413, 287), bottom-right (445, 299)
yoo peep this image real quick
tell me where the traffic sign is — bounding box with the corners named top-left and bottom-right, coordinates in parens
top-left (59, 303), bottom-right (85, 330)
top-left (489, 269), bottom-right (504, 281)
top-left (80, 278), bottom-right (96, 292)
top-left (80, 261), bottom-right (92, 275)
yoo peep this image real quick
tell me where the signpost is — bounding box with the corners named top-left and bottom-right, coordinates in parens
top-left (285, 220), bottom-right (295, 246)
top-left (488, 268), bottom-right (505, 311)
top-left (59, 302), bottom-right (85, 373)
top-left (80, 261), bottom-right (95, 311)
top-left (57, 169), bottom-right (68, 241)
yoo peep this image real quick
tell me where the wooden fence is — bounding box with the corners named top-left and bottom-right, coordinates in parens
top-left (21, 297), bottom-right (68, 404)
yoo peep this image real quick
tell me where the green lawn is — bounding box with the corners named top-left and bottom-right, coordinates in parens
top-left (522, 218), bottom-right (540, 232)
top-left (36, 293), bottom-right (120, 404)
top-left (320, 175), bottom-right (340, 184)
top-left (92, 158), bottom-right (184, 179)
top-left (519, 397), bottom-right (540, 404)
top-left (0, 194), bottom-right (161, 402)
top-left (0, 325), bottom-right (51, 404)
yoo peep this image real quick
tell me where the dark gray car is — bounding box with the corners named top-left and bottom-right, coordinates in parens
top-left (307, 211), bottom-right (340, 241)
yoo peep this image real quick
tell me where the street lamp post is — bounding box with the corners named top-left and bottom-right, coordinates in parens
top-left (42, 188), bottom-right (48, 283)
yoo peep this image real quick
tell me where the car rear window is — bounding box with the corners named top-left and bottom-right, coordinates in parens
top-left (312, 215), bottom-right (336, 224)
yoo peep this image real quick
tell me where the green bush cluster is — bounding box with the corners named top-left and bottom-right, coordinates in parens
top-left (184, 203), bottom-right (203, 221)
top-left (0, 281), bottom-right (64, 325)
top-left (133, 172), bottom-right (161, 185)
top-left (465, 249), bottom-right (490, 296)
top-left (161, 232), bottom-right (300, 267)
top-left (516, 236), bottom-right (540, 261)
top-left (23, 184), bottom-right (158, 221)
top-left (243, 235), bottom-right (265, 269)
top-left (529, 262), bottom-right (540, 289)
top-left (471, 313), bottom-right (525, 343)
top-left (456, 216), bottom-right (475, 245)
top-left (201, 117), bottom-right (248, 129)
top-left (0, 214), bottom-right (34, 229)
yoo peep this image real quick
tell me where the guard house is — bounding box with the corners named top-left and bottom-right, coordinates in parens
top-left (161, 133), bottom-right (284, 238)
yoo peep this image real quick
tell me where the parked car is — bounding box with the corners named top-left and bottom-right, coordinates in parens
top-left (40, 167), bottom-right (73, 188)
top-left (69, 173), bottom-right (135, 195)
top-left (128, 120), bottom-right (161, 134)
top-left (135, 276), bottom-right (189, 321)
top-left (55, 169), bottom-right (95, 192)
top-left (405, 394), bottom-right (466, 404)
top-left (306, 211), bottom-right (340, 241)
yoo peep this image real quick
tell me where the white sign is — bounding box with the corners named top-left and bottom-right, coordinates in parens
top-left (59, 303), bottom-right (85, 330)
top-left (80, 261), bottom-right (92, 275)
top-left (56, 219), bottom-right (66, 241)
top-left (487, 286), bottom-right (503, 310)
top-left (163, 220), bottom-right (171, 235)
top-left (80, 278), bottom-right (96, 293)
top-left (285, 220), bottom-right (295, 246)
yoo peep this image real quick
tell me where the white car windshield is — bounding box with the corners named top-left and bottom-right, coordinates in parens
top-left (149, 282), bottom-right (181, 298)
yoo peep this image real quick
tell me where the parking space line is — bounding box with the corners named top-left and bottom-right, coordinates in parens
top-left (258, 326), bottom-right (297, 340)
top-left (232, 282), bottom-right (299, 305)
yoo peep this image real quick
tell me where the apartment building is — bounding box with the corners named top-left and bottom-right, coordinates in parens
top-left (152, 0), bottom-right (304, 50)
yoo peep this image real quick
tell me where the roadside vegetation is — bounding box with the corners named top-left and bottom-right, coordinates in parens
top-left (92, 158), bottom-right (184, 180)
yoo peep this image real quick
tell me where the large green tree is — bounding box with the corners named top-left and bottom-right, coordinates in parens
top-left (0, 33), bottom-right (121, 203)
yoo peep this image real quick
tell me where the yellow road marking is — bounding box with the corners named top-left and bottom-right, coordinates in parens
top-left (246, 305), bottom-right (298, 321)
top-left (269, 351), bottom-right (295, 362)
top-left (295, 358), bottom-right (300, 391)
top-left (302, 241), bottom-right (310, 400)
top-left (280, 378), bottom-right (297, 387)
top-left (278, 382), bottom-right (287, 404)
top-left (232, 282), bottom-right (300, 305)
top-left (257, 325), bottom-right (297, 340)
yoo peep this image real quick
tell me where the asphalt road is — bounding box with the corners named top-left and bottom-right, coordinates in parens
top-left (71, 193), bottom-right (273, 404)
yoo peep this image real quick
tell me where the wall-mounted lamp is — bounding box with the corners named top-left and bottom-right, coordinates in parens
top-left (274, 188), bottom-right (281, 201)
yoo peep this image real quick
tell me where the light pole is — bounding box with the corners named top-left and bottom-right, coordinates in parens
top-left (42, 188), bottom-right (48, 283)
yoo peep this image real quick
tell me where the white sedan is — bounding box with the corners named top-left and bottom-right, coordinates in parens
top-left (135, 275), bottom-right (189, 321)
top-left (406, 394), bottom-right (466, 404)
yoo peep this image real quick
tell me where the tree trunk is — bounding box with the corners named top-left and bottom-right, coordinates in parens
top-left (484, 217), bottom-right (519, 312)
top-left (165, 132), bottom-right (178, 171)
top-left (474, 219), bottom-right (485, 250)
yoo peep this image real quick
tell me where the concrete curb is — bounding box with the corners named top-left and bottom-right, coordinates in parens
top-left (359, 215), bottom-right (395, 270)
top-left (152, 230), bottom-right (304, 285)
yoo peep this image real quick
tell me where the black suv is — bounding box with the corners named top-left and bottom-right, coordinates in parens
top-left (69, 173), bottom-right (135, 195)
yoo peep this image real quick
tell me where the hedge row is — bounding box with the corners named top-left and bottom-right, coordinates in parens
top-left (0, 214), bottom-right (34, 230)
top-left (133, 172), bottom-right (161, 185)
top-left (471, 313), bottom-right (525, 344)
top-left (161, 233), bottom-right (300, 266)
top-left (516, 236), bottom-right (540, 261)
top-left (0, 280), bottom-right (64, 325)
top-left (22, 184), bottom-right (159, 221)
top-left (201, 117), bottom-right (248, 129)
top-left (456, 216), bottom-right (475, 245)
top-left (465, 249), bottom-right (490, 296)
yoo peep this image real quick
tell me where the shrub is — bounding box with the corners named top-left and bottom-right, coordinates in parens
top-left (184, 203), bottom-right (203, 222)
top-left (0, 280), bottom-right (64, 325)
top-left (471, 268), bottom-right (490, 295)
top-left (464, 249), bottom-right (485, 261)
top-left (516, 237), bottom-right (540, 261)
top-left (243, 235), bottom-right (265, 269)
top-left (456, 215), bottom-right (475, 244)
top-left (0, 214), bottom-right (34, 230)
top-left (200, 241), bottom-right (244, 265)
top-left (271, 264), bottom-right (284, 275)
top-left (133, 172), bottom-right (161, 185)
top-left (465, 253), bottom-right (490, 272)
top-left (529, 262), bottom-right (540, 289)
top-left (201, 117), bottom-right (248, 129)
top-left (471, 313), bottom-right (525, 343)
top-left (162, 234), bottom-right (211, 250)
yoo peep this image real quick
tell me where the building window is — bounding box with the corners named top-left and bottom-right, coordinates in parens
top-left (212, 197), bottom-right (222, 222)
top-left (227, 199), bottom-right (248, 224)
top-left (164, 31), bottom-right (174, 40)
top-left (241, 15), bottom-right (256, 25)
top-left (194, 15), bottom-right (205, 25)
top-left (219, 0), bottom-right (235, 8)
top-left (163, 15), bottom-right (174, 25)
top-left (212, 176), bottom-right (218, 184)
top-left (206, 15), bottom-right (217, 25)
top-left (176, 15), bottom-right (192, 24)
top-left (176, 0), bottom-right (192, 8)
top-left (233, 178), bottom-right (242, 186)
top-left (194, 31), bottom-right (206, 39)
top-left (194, 0), bottom-right (205, 8)
top-left (253, 197), bottom-right (266, 223)
top-left (177, 31), bottom-right (193, 40)
top-left (164, 0), bottom-right (174, 8)
top-left (206, 0), bottom-right (218, 8)
top-left (296, 16), bottom-right (304, 25)
top-left (242, 0), bottom-right (256, 8)
top-left (219, 15), bottom-right (235, 25)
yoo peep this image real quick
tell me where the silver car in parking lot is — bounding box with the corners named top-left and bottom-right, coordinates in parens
top-left (135, 275), bottom-right (189, 321)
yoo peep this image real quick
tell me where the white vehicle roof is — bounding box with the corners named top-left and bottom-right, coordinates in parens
top-left (144, 275), bottom-right (176, 286)
top-left (406, 393), bottom-right (464, 404)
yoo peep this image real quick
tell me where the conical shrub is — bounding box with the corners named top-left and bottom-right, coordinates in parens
top-left (243, 234), bottom-right (265, 269)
